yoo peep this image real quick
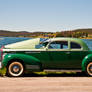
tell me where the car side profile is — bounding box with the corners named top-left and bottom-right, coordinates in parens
top-left (1, 37), bottom-right (92, 77)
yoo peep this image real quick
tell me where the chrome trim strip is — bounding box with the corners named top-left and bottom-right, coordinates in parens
top-left (26, 65), bottom-right (40, 69)
top-left (44, 69), bottom-right (81, 72)
top-left (25, 52), bottom-right (41, 54)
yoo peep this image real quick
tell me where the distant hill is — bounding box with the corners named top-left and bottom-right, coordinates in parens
top-left (73, 29), bottom-right (92, 34)
top-left (55, 28), bottom-right (92, 38)
top-left (0, 30), bottom-right (31, 37)
top-left (0, 28), bottom-right (92, 37)
top-left (0, 30), bottom-right (53, 37)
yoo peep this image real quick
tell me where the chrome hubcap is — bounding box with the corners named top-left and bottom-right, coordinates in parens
top-left (13, 65), bottom-right (20, 73)
top-left (89, 66), bottom-right (92, 72)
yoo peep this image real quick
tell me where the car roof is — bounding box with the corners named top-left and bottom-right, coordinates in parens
top-left (46, 37), bottom-right (89, 50)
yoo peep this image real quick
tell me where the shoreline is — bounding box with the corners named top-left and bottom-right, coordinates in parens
top-left (80, 37), bottom-right (92, 39)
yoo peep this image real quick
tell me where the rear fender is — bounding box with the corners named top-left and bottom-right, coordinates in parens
top-left (82, 54), bottom-right (92, 71)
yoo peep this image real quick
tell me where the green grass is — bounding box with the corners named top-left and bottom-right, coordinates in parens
top-left (0, 68), bottom-right (6, 76)
top-left (0, 68), bottom-right (76, 77)
top-left (33, 71), bottom-right (76, 76)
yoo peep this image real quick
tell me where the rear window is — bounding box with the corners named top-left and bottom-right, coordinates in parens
top-left (70, 42), bottom-right (81, 49)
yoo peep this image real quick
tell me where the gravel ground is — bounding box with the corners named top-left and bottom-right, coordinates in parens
top-left (0, 73), bottom-right (92, 92)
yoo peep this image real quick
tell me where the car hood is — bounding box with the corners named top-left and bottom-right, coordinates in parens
top-left (4, 38), bottom-right (40, 49)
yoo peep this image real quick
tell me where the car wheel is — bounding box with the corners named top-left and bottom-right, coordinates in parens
top-left (7, 61), bottom-right (24, 77)
top-left (86, 62), bottom-right (92, 76)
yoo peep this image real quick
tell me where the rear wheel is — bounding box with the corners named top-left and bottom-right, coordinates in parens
top-left (7, 61), bottom-right (24, 77)
top-left (86, 62), bottom-right (92, 76)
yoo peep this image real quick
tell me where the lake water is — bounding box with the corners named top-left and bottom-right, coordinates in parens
top-left (0, 37), bottom-right (92, 50)
top-left (82, 39), bottom-right (92, 50)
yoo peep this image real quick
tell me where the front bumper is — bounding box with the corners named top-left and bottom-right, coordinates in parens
top-left (0, 62), bottom-right (2, 69)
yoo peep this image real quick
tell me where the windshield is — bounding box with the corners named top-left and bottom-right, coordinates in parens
top-left (35, 42), bottom-right (49, 49)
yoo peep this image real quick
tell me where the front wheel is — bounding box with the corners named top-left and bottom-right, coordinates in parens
top-left (86, 62), bottom-right (92, 76)
top-left (7, 61), bottom-right (24, 77)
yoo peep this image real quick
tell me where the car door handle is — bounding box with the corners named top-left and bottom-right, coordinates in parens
top-left (66, 52), bottom-right (70, 54)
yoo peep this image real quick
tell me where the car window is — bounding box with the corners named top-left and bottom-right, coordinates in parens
top-left (48, 41), bottom-right (68, 49)
top-left (70, 42), bottom-right (81, 49)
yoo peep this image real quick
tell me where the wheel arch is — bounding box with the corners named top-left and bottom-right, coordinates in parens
top-left (82, 54), bottom-right (92, 72)
top-left (6, 58), bottom-right (25, 69)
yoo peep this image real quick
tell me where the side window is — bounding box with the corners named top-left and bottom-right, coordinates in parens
top-left (48, 41), bottom-right (68, 49)
top-left (70, 42), bottom-right (81, 49)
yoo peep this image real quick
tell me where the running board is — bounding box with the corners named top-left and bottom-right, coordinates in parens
top-left (44, 69), bottom-right (81, 72)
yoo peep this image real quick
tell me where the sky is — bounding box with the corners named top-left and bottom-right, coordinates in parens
top-left (0, 0), bottom-right (92, 32)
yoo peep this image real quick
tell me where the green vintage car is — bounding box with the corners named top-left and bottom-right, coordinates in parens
top-left (1, 38), bottom-right (92, 77)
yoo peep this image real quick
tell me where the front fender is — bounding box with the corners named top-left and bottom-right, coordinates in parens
top-left (2, 53), bottom-right (41, 67)
top-left (82, 54), bottom-right (92, 71)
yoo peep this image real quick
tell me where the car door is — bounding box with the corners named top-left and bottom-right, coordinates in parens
top-left (69, 41), bottom-right (84, 68)
top-left (47, 40), bottom-right (71, 69)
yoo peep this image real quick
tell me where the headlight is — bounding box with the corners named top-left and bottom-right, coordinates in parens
top-left (2, 53), bottom-right (7, 59)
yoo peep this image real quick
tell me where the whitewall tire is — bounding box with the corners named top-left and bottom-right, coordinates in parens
top-left (86, 62), bottom-right (92, 76)
top-left (7, 61), bottom-right (24, 77)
